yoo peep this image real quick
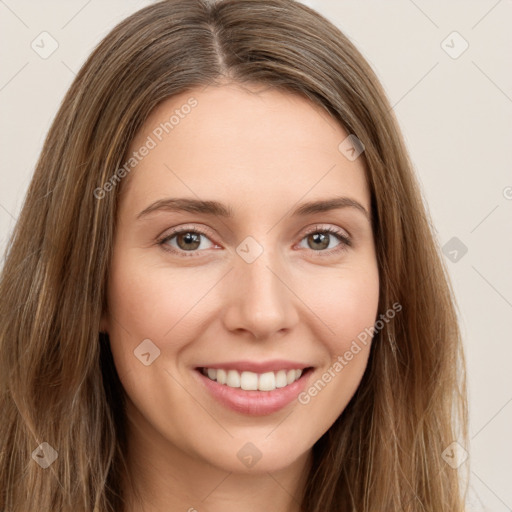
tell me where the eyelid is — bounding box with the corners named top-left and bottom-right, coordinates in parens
top-left (156, 224), bottom-right (220, 254)
top-left (301, 223), bottom-right (351, 243)
top-left (161, 223), bottom-right (216, 240)
top-left (295, 223), bottom-right (352, 256)
top-left (157, 223), bottom-right (352, 256)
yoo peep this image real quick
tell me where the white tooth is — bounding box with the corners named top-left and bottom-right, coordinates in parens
top-left (210, 367), bottom-right (303, 389)
top-left (226, 369), bottom-right (241, 388)
top-left (240, 371), bottom-right (259, 390)
top-left (275, 370), bottom-right (288, 388)
top-left (216, 369), bottom-right (227, 385)
top-left (258, 371), bottom-right (276, 391)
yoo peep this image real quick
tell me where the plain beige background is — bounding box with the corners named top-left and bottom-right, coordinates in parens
top-left (1, 0), bottom-right (511, 509)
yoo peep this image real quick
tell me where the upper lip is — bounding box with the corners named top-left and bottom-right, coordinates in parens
top-left (196, 360), bottom-right (312, 373)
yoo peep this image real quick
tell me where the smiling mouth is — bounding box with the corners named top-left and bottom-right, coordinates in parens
top-left (197, 367), bottom-right (313, 392)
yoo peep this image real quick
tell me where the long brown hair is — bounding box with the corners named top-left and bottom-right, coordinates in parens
top-left (0, 0), bottom-right (468, 510)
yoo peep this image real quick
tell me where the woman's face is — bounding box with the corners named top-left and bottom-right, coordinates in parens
top-left (102, 83), bottom-right (379, 475)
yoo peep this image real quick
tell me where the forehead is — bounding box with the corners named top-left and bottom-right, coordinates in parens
top-left (120, 83), bottom-right (370, 217)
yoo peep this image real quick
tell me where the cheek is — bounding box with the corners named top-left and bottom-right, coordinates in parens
top-left (293, 263), bottom-right (379, 428)
top-left (334, 277), bottom-right (379, 345)
top-left (105, 255), bottom-right (185, 373)
top-left (304, 260), bottom-right (380, 353)
top-left (105, 253), bottom-right (221, 375)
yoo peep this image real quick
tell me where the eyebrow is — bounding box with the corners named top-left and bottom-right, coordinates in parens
top-left (137, 196), bottom-right (371, 221)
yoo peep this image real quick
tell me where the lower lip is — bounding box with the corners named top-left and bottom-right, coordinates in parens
top-left (195, 368), bottom-right (313, 416)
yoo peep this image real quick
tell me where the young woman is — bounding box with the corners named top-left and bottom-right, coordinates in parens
top-left (0, 1), bottom-right (468, 511)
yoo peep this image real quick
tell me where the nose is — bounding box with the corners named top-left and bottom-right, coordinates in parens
top-left (221, 241), bottom-right (300, 340)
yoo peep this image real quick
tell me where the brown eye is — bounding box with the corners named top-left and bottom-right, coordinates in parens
top-left (298, 226), bottom-right (351, 256)
top-left (158, 228), bottom-right (217, 256)
top-left (306, 232), bottom-right (330, 250)
top-left (175, 232), bottom-right (202, 251)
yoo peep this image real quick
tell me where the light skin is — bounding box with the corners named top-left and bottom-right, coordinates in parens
top-left (101, 82), bottom-right (380, 512)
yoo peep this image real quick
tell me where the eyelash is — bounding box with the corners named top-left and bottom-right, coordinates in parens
top-left (156, 224), bottom-right (352, 258)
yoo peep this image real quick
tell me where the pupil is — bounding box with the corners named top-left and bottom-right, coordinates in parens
top-left (179, 232), bottom-right (200, 250)
top-left (310, 232), bottom-right (329, 250)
